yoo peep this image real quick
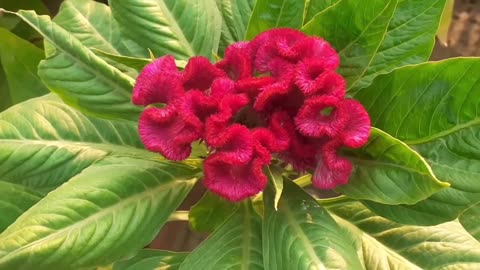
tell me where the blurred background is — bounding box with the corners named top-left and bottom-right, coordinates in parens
top-left (1, 0), bottom-right (479, 252)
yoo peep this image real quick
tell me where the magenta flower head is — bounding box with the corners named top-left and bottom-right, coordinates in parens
top-left (132, 28), bottom-right (371, 201)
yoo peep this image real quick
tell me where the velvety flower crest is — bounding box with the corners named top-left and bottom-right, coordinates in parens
top-left (132, 28), bottom-right (371, 201)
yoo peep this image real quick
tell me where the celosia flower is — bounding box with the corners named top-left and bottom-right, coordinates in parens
top-left (132, 28), bottom-right (371, 201)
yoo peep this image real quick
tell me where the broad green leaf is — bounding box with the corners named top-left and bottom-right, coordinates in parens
top-left (0, 64), bottom-right (11, 111)
top-left (0, 28), bottom-right (48, 104)
top-left (302, 0), bottom-right (341, 25)
top-left (338, 128), bottom-right (447, 205)
top-left (303, 0), bottom-right (446, 91)
top-left (216, 0), bottom-right (256, 54)
top-left (0, 182), bottom-right (41, 233)
top-left (436, 0), bottom-right (454, 46)
top-left (0, 95), bottom-right (145, 194)
top-left (263, 180), bottom-right (363, 270)
top-left (246, 0), bottom-right (306, 39)
top-left (113, 249), bottom-right (188, 270)
top-left (354, 58), bottom-right (480, 225)
top-left (188, 191), bottom-right (238, 232)
top-left (109, 0), bottom-right (222, 60)
top-left (2, 9), bottom-right (142, 120)
top-left (355, 58), bottom-right (480, 143)
top-left (0, 156), bottom-right (199, 270)
top-left (53, 0), bottom-right (145, 57)
top-left (353, 0), bottom-right (446, 90)
top-left (322, 198), bottom-right (480, 269)
top-left (266, 166), bottom-right (283, 210)
top-left (303, 0), bottom-right (397, 89)
top-left (459, 203), bottom-right (480, 242)
top-left (180, 202), bottom-right (263, 270)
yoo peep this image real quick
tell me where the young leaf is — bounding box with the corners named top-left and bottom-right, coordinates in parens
top-left (216, 0), bottom-right (256, 54)
top-left (338, 128), bottom-right (448, 205)
top-left (2, 9), bottom-right (142, 120)
top-left (266, 166), bottom-right (283, 210)
top-left (0, 182), bottom-right (42, 233)
top-left (0, 95), bottom-right (146, 194)
top-left (109, 0), bottom-right (222, 61)
top-left (263, 180), bottom-right (363, 270)
top-left (53, 0), bottom-right (146, 57)
top-left (303, 0), bottom-right (446, 91)
top-left (180, 202), bottom-right (263, 270)
top-left (0, 28), bottom-right (48, 104)
top-left (436, 0), bottom-right (454, 46)
top-left (354, 58), bottom-right (480, 225)
top-left (92, 49), bottom-right (187, 71)
top-left (188, 191), bottom-right (238, 232)
top-left (459, 203), bottom-right (480, 242)
top-left (113, 249), bottom-right (188, 270)
top-left (0, 157), bottom-right (199, 270)
top-left (322, 198), bottom-right (480, 269)
top-left (246, 0), bottom-right (306, 39)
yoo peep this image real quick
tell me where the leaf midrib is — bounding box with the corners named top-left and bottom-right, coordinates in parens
top-left (329, 211), bottom-right (423, 270)
top-left (282, 201), bottom-right (326, 269)
top-left (154, 0), bottom-right (195, 56)
top-left (344, 0), bottom-right (398, 88)
top-left (0, 139), bottom-right (145, 157)
top-left (240, 205), bottom-right (251, 270)
top-left (62, 1), bottom-right (119, 54)
top-left (0, 178), bottom-right (195, 263)
top-left (405, 118), bottom-right (480, 145)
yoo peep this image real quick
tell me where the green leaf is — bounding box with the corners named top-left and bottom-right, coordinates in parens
top-left (246, 0), bottom-right (306, 40)
top-left (303, 0), bottom-right (446, 91)
top-left (303, 0), bottom-right (397, 89)
top-left (188, 191), bottom-right (238, 232)
top-left (354, 58), bottom-right (480, 225)
top-left (109, 0), bottom-right (222, 60)
top-left (2, 9), bottom-right (142, 120)
top-left (216, 0), bottom-right (256, 55)
top-left (113, 249), bottom-right (188, 270)
top-left (0, 63), bottom-right (11, 111)
top-left (263, 180), bottom-right (363, 270)
top-left (53, 0), bottom-right (145, 57)
top-left (180, 202), bottom-right (263, 270)
top-left (0, 182), bottom-right (42, 233)
top-left (92, 49), bottom-right (151, 71)
top-left (353, 0), bottom-right (446, 90)
top-left (338, 128), bottom-right (448, 205)
top-left (0, 156), bottom-right (199, 270)
top-left (302, 0), bottom-right (341, 25)
top-left (0, 28), bottom-right (48, 104)
top-left (323, 198), bottom-right (480, 269)
top-left (0, 95), bottom-right (146, 194)
top-left (459, 203), bottom-right (480, 242)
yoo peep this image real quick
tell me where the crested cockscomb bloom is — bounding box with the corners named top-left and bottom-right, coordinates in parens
top-left (132, 28), bottom-right (371, 201)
